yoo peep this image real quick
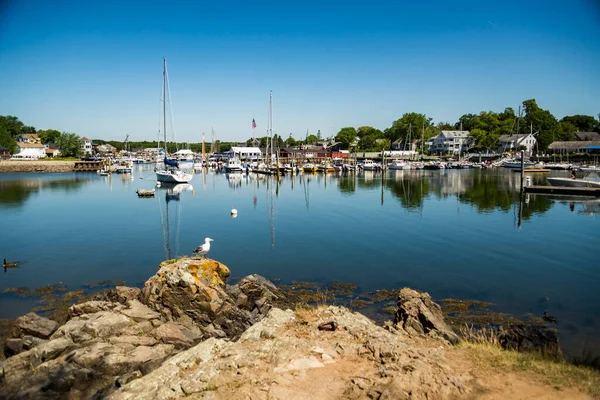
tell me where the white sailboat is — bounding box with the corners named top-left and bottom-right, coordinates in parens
top-left (156, 58), bottom-right (193, 184)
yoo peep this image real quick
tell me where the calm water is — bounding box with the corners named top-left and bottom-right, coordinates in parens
top-left (1, 165), bottom-right (599, 356)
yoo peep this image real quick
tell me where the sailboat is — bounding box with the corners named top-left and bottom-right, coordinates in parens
top-left (156, 58), bottom-right (193, 184)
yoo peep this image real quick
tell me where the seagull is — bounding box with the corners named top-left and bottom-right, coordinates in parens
top-left (543, 311), bottom-right (558, 324)
top-left (193, 238), bottom-right (214, 258)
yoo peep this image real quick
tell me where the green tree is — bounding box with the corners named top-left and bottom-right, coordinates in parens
top-left (560, 115), bottom-right (599, 133)
top-left (22, 125), bottom-right (36, 133)
top-left (305, 134), bottom-right (319, 144)
top-left (284, 137), bottom-right (297, 147)
top-left (0, 125), bottom-right (17, 153)
top-left (56, 132), bottom-right (82, 157)
top-left (38, 129), bottom-right (61, 144)
top-left (385, 113), bottom-right (433, 145)
top-left (355, 126), bottom-right (385, 151)
top-left (522, 99), bottom-right (558, 150)
top-left (556, 121), bottom-right (577, 141)
top-left (0, 115), bottom-right (24, 137)
top-left (335, 127), bottom-right (357, 150)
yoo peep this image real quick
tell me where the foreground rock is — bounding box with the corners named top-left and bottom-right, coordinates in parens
top-left (0, 257), bottom-right (288, 399)
top-left (110, 306), bottom-right (473, 400)
top-left (394, 288), bottom-right (461, 345)
top-left (498, 323), bottom-right (561, 356)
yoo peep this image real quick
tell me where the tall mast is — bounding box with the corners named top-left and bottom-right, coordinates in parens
top-left (163, 58), bottom-right (167, 153)
top-left (514, 106), bottom-right (521, 153)
top-left (421, 118), bottom-right (425, 155)
top-left (269, 90), bottom-right (273, 163)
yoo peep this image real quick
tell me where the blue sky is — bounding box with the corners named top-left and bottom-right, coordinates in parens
top-left (1, 0), bottom-right (599, 143)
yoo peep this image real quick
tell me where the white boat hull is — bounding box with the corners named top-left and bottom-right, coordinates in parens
top-left (156, 169), bottom-right (193, 183)
top-left (502, 162), bottom-right (537, 169)
top-left (547, 177), bottom-right (600, 188)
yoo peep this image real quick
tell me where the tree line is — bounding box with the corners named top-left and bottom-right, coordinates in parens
top-left (2, 100), bottom-right (598, 157)
top-left (333, 99), bottom-right (600, 152)
top-left (0, 116), bottom-right (83, 157)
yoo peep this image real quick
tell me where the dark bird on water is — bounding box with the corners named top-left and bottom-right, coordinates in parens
top-left (543, 311), bottom-right (558, 324)
top-left (3, 258), bottom-right (18, 268)
top-left (3, 258), bottom-right (19, 272)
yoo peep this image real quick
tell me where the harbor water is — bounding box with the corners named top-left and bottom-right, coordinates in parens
top-left (1, 165), bottom-right (598, 358)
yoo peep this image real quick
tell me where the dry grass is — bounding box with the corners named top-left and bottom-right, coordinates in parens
top-left (456, 329), bottom-right (600, 397)
top-left (457, 323), bottom-right (501, 346)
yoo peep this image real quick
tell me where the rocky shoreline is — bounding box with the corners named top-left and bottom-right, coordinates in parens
top-left (0, 257), bottom-right (579, 399)
top-left (0, 160), bottom-right (76, 173)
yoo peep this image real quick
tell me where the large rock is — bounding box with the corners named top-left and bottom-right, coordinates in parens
top-left (498, 324), bottom-right (561, 356)
top-left (140, 258), bottom-right (287, 341)
top-left (110, 307), bottom-right (472, 400)
top-left (12, 313), bottom-right (58, 339)
top-left (394, 288), bottom-right (460, 345)
top-left (0, 258), bottom-right (289, 399)
top-left (227, 274), bottom-right (289, 317)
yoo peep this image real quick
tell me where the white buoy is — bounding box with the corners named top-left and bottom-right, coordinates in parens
top-left (231, 208), bottom-right (238, 217)
top-left (156, 181), bottom-right (161, 187)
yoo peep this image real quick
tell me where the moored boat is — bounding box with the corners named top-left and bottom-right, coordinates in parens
top-left (547, 172), bottom-right (600, 188)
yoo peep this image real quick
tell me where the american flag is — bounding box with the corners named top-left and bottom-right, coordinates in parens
top-left (252, 118), bottom-right (256, 129)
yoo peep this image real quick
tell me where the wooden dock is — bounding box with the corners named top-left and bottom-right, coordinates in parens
top-left (73, 161), bottom-right (104, 172)
top-left (524, 186), bottom-right (600, 196)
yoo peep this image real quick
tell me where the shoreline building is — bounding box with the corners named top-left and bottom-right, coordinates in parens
top-left (430, 131), bottom-right (472, 155)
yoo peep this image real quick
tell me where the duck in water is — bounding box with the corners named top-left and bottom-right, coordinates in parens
top-left (543, 311), bottom-right (558, 324)
top-left (3, 258), bottom-right (19, 273)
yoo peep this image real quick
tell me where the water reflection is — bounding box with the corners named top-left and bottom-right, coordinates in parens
top-left (155, 183), bottom-right (194, 260)
top-left (0, 175), bottom-right (92, 208)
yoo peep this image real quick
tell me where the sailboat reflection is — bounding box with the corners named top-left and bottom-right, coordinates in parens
top-left (156, 183), bottom-right (194, 260)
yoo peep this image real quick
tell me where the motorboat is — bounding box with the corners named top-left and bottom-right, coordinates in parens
top-left (388, 160), bottom-right (411, 170)
top-left (317, 163), bottom-right (335, 173)
top-left (225, 157), bottom-right (243, 172)
top-left (501, 159), bottom-right (537, 169)
top-left (359, 159), bottom-right (381, 171)
top-left (302, 163), bottom-right (318, 173)
top-left (547, 171), bottom-right (600, 188)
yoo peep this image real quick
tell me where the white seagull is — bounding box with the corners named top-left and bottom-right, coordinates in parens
top-left (193, 237), bottom-right (214, 258)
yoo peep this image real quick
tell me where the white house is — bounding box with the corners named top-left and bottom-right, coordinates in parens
top-left (96, 144), bottom-right (117, 154)
top-left (498, 133), bottom-right (537, 156)
top-left (229, 146), bottom-right (263, 161)
top-left (13, 143), bottom-right (46, 159)
top-left (80, 137), bottom-right (93, 155)
top-left (430, 131), bottom-right (472, 155)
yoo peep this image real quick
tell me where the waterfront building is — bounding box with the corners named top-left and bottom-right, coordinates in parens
top-left (229, 146), bottom-right (263, 161)
top-left (80, 137), bottom-right (93, 155)
top-left (430, 131), bottom-right (473, 155)
top-left (0, 145), bottom-right (10, 159)
top-left (498, 133), bottom-right (537, 156)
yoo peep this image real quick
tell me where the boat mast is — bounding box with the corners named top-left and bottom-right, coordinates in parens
top-left (269, 90), bottom-right (273, 164)
top-left (421, 118), bottom-right (425, 157)
top-left (514, 105), bottom-right (521, 155)
top-left (163, 57), bottom-right (167, 157)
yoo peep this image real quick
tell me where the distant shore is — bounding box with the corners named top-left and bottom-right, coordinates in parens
top-left (0, 160), bottom-right (75, 173)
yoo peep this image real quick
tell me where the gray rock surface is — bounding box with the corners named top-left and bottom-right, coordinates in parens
top-left (498, 323), bottom-right (561, 356)
top-left (0, 258), bottom-right (289, 399)
top-left (394, 287), bottom-right (461, 345)
top-left (12, 313), bottom-right (58, 339)
top-left (109, 307), bottom-right (472, 400)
